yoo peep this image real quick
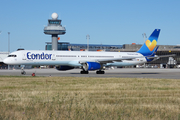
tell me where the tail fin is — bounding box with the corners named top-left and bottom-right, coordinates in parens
top-left (137, 29), bottom-right (160, 56)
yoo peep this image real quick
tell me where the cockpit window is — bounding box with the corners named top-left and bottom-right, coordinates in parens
top-left (8, 55), bottom-right (17, 57)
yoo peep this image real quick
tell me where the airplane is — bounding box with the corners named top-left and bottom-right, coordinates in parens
top-left (3, 29), bottom-right (175, 75)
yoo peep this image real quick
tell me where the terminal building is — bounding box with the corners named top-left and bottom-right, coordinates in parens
top-left (0, 52), bottom-right (9, 69)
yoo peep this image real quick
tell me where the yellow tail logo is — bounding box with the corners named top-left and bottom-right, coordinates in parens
top-left (145, 40), bottom-right (157, 51)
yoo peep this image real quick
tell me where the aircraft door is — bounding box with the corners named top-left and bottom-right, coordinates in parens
top-left (52, 54), bottom-right (56, 60)
top-left (22, 52), bottom-right (26, 60)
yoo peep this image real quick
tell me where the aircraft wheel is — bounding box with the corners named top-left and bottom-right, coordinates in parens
top-left (96, 71), bottom-right (105, 74)
top-left (80, 71), bottom-right (89, 74)
top-left (21, 71), bottom-right (26, 75)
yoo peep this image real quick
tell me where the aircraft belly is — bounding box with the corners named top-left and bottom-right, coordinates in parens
top-left (19, 60), bottom-right (70, 66)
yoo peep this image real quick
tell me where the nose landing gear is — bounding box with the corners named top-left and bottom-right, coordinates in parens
top-left (21, 66), bottom-right (26, 75)
top-left (21, 71), bottom-right (26, 75)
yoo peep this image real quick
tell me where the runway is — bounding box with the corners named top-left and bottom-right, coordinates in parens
top-left (0, 68), bottom-right (180, 79)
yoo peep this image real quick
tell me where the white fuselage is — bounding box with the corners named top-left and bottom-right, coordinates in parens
top-left (3, 50), bottom-right (147, 67)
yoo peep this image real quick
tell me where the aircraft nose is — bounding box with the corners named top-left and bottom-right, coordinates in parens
top-left (3, 58), bottom-right (10, 64)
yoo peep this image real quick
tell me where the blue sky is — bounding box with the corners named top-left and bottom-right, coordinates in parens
top-left (0, 0), bottom-right (180, 52)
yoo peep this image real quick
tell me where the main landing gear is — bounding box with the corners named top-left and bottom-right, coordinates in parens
top-left (96, 70), bottom-right (105, 74)
top-left (80, 70), bottom-right (89, 74)
top-left (80, 70), bottom-right (105, 74)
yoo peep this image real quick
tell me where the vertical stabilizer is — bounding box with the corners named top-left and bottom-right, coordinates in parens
top-left (137, 29), bottom-right (160, 56)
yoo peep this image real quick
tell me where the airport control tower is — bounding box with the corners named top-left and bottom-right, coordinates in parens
top-left (44, 13), bottom-right (66, 50)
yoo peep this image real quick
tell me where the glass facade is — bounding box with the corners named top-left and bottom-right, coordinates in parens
top-left (69, 44), bottom-right (122, 51)
top-left (48, 20), bottom-right (61, 25)
top-left (45, 42), bottom-right (123, 51)
top-left (46, 42), bottom-right (69, 51)
top-left (49, 21), bottom-right (60, 25)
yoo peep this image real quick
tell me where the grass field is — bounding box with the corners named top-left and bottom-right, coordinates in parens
top-left (0, 76), bottom-right (180, 120)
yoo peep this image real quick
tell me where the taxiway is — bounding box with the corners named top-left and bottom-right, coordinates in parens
top-left (0, 68), bottom-right (180, 79)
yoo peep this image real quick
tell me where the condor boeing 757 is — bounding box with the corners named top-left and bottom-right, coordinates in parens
top-left (3, 29), bottom-right (175, 74)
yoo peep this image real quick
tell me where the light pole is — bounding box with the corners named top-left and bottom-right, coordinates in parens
top-left (86, 34), bottom-right (90, 51)
top-left (8, 32), bottom-right (10, 70)
top-left (8, 32), bottom-right (10, 54)
top-left (142, 33), bottom-right (147, 42)
top-left (0, 31), bottom-right (1, 45)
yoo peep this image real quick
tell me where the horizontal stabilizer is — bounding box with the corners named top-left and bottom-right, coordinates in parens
top-left (147, 54), bottom-right (176, 59)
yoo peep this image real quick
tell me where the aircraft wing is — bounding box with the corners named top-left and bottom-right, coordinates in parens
top-left (79, 56), bottom-right (144, 64)
top-left (79, 54), bottom-right (176, 64)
